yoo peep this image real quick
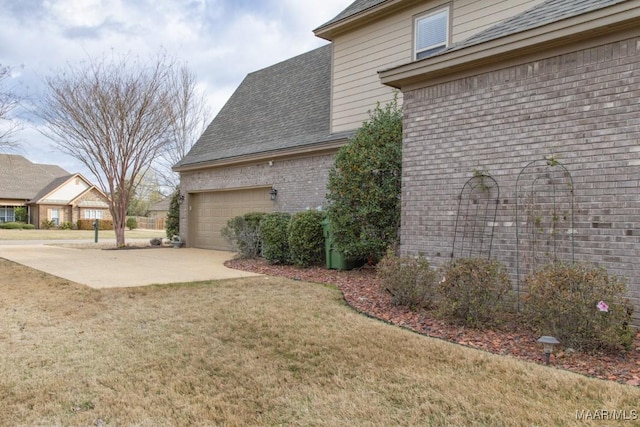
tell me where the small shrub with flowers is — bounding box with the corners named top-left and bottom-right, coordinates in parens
top-left (522, 262), bottom-right (634, 352)
top-left (437, 258), bottom-right (513, 327)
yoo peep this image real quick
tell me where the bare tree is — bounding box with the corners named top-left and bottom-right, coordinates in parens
top-left (155, 66), bottom-right (210, 188)
top-left (39, 53), bottom-right (200, 246)
top-left (0, 64), bottom-right (21, 150)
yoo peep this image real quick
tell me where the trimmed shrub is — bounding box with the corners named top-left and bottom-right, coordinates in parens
top-left (288, 210), bottom-right (325, 267)
top-left (221, 212), bottom-right (267, 258)
top-left (438, 258), bottom-right (513, 327)
top-left (326, 97), bottom-right (402, 262)
top-left (126, 216), bottom-right (138, 230)
top-left (377, 249), bottom-right (437, 309)
top-left (77, 219), bottom-right (113, 231)
top-left (260, 212), bottom-right (292, 265)
top-left (60, 221), bottom-right (73, 230)
top-left (522, 262), bottom-right (634, 352)
top-left (0, 221), bottom-right (27, 229)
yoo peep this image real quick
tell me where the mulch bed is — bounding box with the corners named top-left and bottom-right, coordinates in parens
top-left (226, 258), bottom-right (640, 387)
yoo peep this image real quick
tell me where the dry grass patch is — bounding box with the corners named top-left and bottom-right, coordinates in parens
top-left (0, 258), bottom-right (638, 426)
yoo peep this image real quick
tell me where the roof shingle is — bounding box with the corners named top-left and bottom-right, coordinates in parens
top-left (177, 45), bottom-right (334, 168)
top-left (0, 154), bottom-right (69, 200)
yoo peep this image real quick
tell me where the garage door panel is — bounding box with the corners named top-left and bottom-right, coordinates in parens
top-left (190, 188), bottom-right (273, 250)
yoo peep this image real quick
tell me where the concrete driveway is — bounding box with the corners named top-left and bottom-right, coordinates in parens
top-left (0, 241), bottom-right (260, 288)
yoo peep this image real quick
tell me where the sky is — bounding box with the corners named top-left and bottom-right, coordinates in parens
top-left (0, 0), bottom-right (349, 182)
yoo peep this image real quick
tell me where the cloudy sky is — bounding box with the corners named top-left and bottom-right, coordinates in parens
top-left (0, 0), bottom-right (348, 180)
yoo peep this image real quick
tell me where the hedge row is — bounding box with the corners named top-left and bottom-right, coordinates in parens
top-left (221, 210), bottom-right (326, 267)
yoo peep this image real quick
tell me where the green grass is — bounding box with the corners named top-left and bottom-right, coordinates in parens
top-left (0, 259), bottom-right (638, 426)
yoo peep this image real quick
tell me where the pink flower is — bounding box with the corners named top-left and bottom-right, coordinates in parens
top-left (596, 300), bottom-right (609, 312)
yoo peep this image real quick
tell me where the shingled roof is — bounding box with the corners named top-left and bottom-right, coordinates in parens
top-left (315, 0), bottom-right (388, 31)
top-left (451, 0), bottom-right (628, 52)
top-left (0, 154), bottom-right (69, 200)
top-left (176, 45), bottom-right (335, 169)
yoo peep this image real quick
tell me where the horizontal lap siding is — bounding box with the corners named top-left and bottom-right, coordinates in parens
top-left (401, 35), bottom-right (640, 325)
top-left (331, 0), bottom-right (546, 133)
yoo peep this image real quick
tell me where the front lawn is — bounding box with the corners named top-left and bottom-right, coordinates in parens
top-left (0, 258), bottom-right (638, 426)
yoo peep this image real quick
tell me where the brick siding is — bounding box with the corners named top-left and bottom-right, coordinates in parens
top-left (401, 36), bottom-right (640, 325)
top-left (179, 152), bottom-right (337, 234)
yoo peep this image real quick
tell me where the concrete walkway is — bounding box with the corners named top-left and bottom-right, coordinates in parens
top-left (0, 241), bottom-right (260, 288)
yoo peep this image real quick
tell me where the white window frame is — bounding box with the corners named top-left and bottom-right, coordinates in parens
top-left (50, 208), bottom-right (60, 226)
top-left (84, 209), bottom-right (104, 220)
top-left (414, 6), bottom-right (450, 60)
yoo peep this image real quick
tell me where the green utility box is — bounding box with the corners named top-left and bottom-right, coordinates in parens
top-left (321, 219), bottom-right (361, 270)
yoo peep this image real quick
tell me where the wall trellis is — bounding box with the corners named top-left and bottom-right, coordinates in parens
top-left (452, 174), bottom-right (499, 259)
top-left (515, 158), bottom-right (575, 309)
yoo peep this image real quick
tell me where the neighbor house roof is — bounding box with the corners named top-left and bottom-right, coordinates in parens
top-left (0, 154), bottom-right (69, 200)
top-left (175, 45), bottom-right (343, 170)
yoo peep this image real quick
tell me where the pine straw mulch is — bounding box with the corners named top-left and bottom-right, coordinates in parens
top-left (225, 258), bottom-right (640, 387)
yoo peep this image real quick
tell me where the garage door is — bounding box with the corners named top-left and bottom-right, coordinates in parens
top-left (189, 187), bottom-right (273, 250)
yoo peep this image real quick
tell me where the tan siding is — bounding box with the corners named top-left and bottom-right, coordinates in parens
top-left (330, 0), bottom-right (546, 133)
top-left (452, 0), bottom-right (546, 43)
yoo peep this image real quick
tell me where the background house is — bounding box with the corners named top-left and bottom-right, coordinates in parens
top-left (0, 154), bottom-right (111, 227)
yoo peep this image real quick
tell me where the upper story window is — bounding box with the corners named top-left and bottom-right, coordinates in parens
top-left (415, 7), bottom-right (449, 60)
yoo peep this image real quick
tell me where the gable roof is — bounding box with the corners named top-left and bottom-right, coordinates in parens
top-left (0, 154), bottom-right (69, 200)
top-left (176, 45), bottom-right (339, 170)
top-left (316, 0), bottom-right (388, 31)
top-left (451, 0), bottom-right (628, 52)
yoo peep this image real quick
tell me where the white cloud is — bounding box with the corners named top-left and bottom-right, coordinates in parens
top-left (0, 0), bottom-right (349, 180)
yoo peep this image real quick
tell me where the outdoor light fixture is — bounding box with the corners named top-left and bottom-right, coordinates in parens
top-left (537, 336), bottom-right (560, 365)
top-left (178, 194), bottom-right (185, 204)
top-left (269, 188), bottom-right (278, 201)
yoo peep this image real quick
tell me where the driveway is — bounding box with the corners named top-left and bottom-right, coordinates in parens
top-left (0, 241), bottom-right (260, 288)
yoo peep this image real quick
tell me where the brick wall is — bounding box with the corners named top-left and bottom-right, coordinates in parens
top-left (401, 36), bottom-right (640, 324)
top-left (179, 152), bottom-right (337, 233)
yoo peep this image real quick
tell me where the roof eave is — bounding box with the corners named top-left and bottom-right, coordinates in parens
top-left (314, 0), bottom-right (412, 41)
top-left (174, 138), bottom-right (350, 173)
top-left (380, 1), bottom-right (640, 89)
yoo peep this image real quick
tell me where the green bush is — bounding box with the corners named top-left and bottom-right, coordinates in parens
top-left (288, 210), bottom-right (325, 267)
top-left (260, 212), bottom-right (292, 265)
top-left (221, 212), bottom-right (267, 258)
top-left (22, 223), bottom-right (36, 230)
top-left (165, 190), bottom-right (180, 240)
top-left (126, 217), bottom-right (138, 230)
top-left (0, 221), bottom-right (26, 229)
top-left (326, 96), bottom-right (402, 262)
top-left (60, 221), bottom-right (73, 230)
top-left (522, 262), bottom-right (634, 352)
top-left (377, 249), bottom-right (437, 309)
top-left (14, 207), bottom-right (27, 223)
top-left (438, 258), bottom-right (513, 327)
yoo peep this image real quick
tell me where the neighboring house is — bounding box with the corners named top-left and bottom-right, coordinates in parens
top-left (177, 0), bottom-right (640, 324)
top-left (0, 154), bottom-right (111, 227)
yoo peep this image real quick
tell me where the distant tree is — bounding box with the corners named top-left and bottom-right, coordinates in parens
top-left (154, 67), bottom-right (210, 188)
top-left (0, 64), bottom-right (21, 150)
top-left (39, 53), bottom-right (202, 247)
top-left (326, 97), bottom-right (403, 262)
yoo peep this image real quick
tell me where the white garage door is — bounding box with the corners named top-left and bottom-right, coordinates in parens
top-left (189, 187), bottom-right (273, 250)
